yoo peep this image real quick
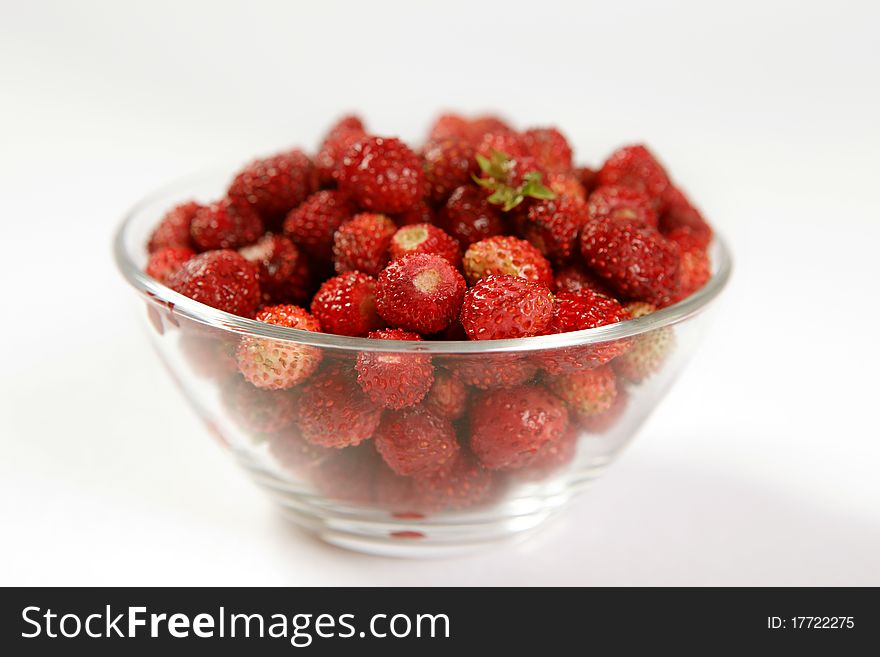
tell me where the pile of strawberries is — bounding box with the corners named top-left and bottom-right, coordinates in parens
top-left (146, 112), bottom-right (714, 513)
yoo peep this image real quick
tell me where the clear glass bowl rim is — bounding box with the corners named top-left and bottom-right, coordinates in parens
top-left (114, 169), bottom-right (733, 354)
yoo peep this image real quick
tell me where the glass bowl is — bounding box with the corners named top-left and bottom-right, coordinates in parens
top-left (114, 170), bottom-right (732, 557)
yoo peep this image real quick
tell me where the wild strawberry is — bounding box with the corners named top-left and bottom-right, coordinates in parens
top-left (190, 198), bottom-right (264, 251)
top-left (588, 184), bottom-right (658, 228)
top-left (148, 201), bottom-right (200, 252)
top-left (547, 171), bottom-right (587, 202)
top-left (437, 185), bottom-right (505, 248)
top-left (339, 136), bottom-right (425, 213)
top-left (554, 263), bottom-right (615, 297)
top-left (374, 406), bottom-right (460, 476)
top-left (393, 199), bottom-right (435, 226)
top-left (580, 217), bottom-right (680, 306)
top-left (613, 302), bottom-right (675, 382)
top-left (542, 289), bottom-right (631, 372)
top-left (519, 426), bottom-right (578, 480)
top-left (576, 166), bottom-right (598, 194)
top-left (452, 354), bottom-right (538, 389)
top-left (389, 223), bottom-right (460, 266)
top-left (169, 250), bottom-right (261, 317)
top-left (295, 366), bottom-right (383, 448)
top-left (146, 246), bottom-right (195, 285)
top-left (266, 426), bottom-right (332, 476)
top-left (236, 305), bottom-right (322, 390)
top-left (221, 378), bottom-right (297, 434)
top-left (476, 130), bottom-right (529, 161)
top-left (311, 443), bottom-right (380, 504)
top-left (666, 227), bottom-right (711, 301)
top-left (227, 149), bottom-right (318, 226)
top-left (239, 234), bottom-right (311, 305)
top-left (422, 138), bottom-right (477, 204)
top-left (283, 190), bottom-right (355, 261)
top-left (597, 144), bottom-right (670, 209)
top-left (411, 453), bottom-right (494, 511)
top-left (310, 271), bottom-right (384, 337)
top-left (460, 275), bottom-right (554, 340)
top-left (356, 329), bottom-right (435, 409)
top-left (579, 385), bottom-right (629, 434)
top-left (423, 370), bottom-right (469, 420)
top-left (660, 186), bottom-right (713, 249)
top-left (376, 253), bottom-right (466, 334)
top-left (426, 113), bottom-right (472, 142)
top-left (315, 115), bottom-right (367, 186)
top-left (521, 127), bottom-right (573, 172)
top-left (548, 366), bottom-right (618, 418)
top-left (523, 196), bottom-right (589, 263)
top-left (474, 150), bottom-right (554, 211)
top-left (469, 386), bottom-right (569, 470)
top-left (332, 212), bottom-right (396, 276)
top-left (463, 235), bottom-right (554, 287)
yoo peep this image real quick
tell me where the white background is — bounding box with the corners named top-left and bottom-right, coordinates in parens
top-left (1, 0), bottom-right (878, 585)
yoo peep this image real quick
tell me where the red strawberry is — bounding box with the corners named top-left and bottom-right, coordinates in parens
top-left (146, 246), bottom-right (195, 285)
top-left (266, 426), bottom-right (332, 476)
top-left (542, 289), bottom-right (631, 373)
top-left (580, 217), bottom-right (680, 306)
top-left (437, 185), bottom-right (505, 248)
top-left (411, 453), bottom-right (494, 511)
top-left (148, 201), bottom-right (200, 253)
top-left (519, 426), bottom-right (578, 480)
top-left (426, 113), bottom-right (472, 142)
top-left (239, 234), bottom-right (311, 305)
top-left (470, 386), bottom-right (569, 470)
top-left (521, 127), bottom-right (573, 173)
top-left (311, 443), bottom-right (379, 504)
top-left (463, 235), bottom-right (554, 287)
top-left (190, 198), bottom-right (264, 251)
top-left (468, 115), bottom-right (514, 143)
top-left (283, 190), bottom-right (355, 262)
top-left (613, 302), bottom-right (675, 382)
top-left (548, 365), bottom-right (618, 418)
top-left (236, 305), bottom-right (322, 390)
top-left (374, 406), bottom-right (460, 476)
top-left (423, 370), bottom-right (469, 420)
top-left (547, 171), bottom-right (588, 202)
top-left (660, 186), bottom-right (713, 249)
top-left (295, 367), bottom-right (382, 448)
top-left (554, 263), bottom-right (616, 297)
top-left (588, 184), bottom-right (658, 228)
top-left (665, 227), bottom-right (711, 301)
top-left (389, 223), bottom-right (460, 266)
top-left (227, 149), bottom-right (318, 226)
top-left (523, 196), bottom-right (589, 263)
top-left (356, 329), bottom-right (435, 409)
top-left (339, 136), bottom-right (425, 213)
top-left (393, 199), bottom-right (435, 226)
top-left (315, 115), bottom-right (367, 186)
top-left (460, 275), bottom-right (555, 340)
top-left (452, 354), bottom-right (538, 390)
top-left (576, 166), bottom-right (598, 194)
top-left (422, 138), bottom-right (477, 204)
top-left (474, 150), bottom-right (554, 212)
top-left (310, 271), bottom-right (384, 337)
top-left (597, 144), bottom-right (670, 209)
top-left (332, 212), bottom-right (396, 276)
top-left (376, 253), bottom-right (466, 334)
top-left (580, 386), bottom-right (629, 434)
top-left (476, 130), bottom-right (529, 161)
top-left (221, 378), bottom-right (297, 434)
top-left (169, 250), bottom-right (261, 317)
